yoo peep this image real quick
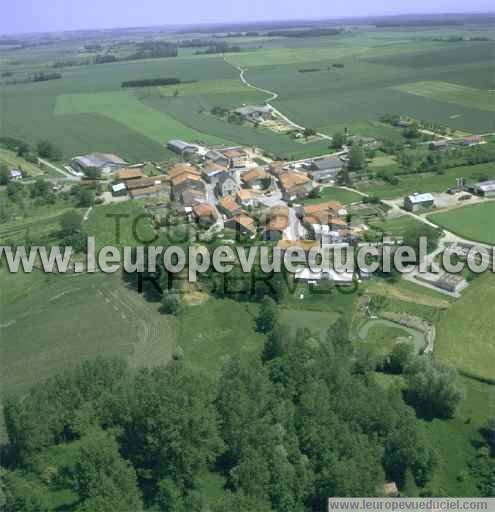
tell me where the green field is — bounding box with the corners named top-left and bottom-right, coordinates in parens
top-left (0, 149), bottom-right (45, 177)
top-left (1, 29), bottom-right (494, 164)
top-left (358, 163), bottom-right (495, 199)
top-left (303, 186), bottom-right (364, 205)
top-left (435, 273), bottom-right (495, 381)
top-left (428, 201), bottom-right (495, 245)
top-left (56, 90), bottom-right (232, 147)
top-left (394, 81), bottom-right (495, 113)
top-left (84, 200), bottom-right (156, 251)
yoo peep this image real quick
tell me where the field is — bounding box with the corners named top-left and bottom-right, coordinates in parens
top-left (1, 28), bottom-right (494, 164)
top-left (84, 200), bottom-right (156, 251)
top-left (357, 162), bottom-right (495, 199)
top-left (435, 273), bottom-right (495, 381)
top-left (303, 186), bottom-right (364, 205)
top-left (428, 201), bottom-right (495, 244)
top-left (0, 148), bottom-right (45, 177)
top-left (393, 81), bottom-right (495, 113)
top-left (0, 271), bottom-right (175, 398)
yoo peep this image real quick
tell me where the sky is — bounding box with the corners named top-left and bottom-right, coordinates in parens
top-left (2, 0), bottom-right (494, 36)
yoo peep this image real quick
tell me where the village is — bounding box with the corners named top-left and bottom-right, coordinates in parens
top-left (5, 124), bottom-right (482, 297)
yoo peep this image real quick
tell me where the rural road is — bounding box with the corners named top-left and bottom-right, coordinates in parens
top-left (38, 157), bottom-right (79, 180)
top-left (225, 57), bottom-right (332, 142)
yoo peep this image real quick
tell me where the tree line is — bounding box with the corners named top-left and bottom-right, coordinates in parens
top-left (1, 311), bottom-right (471, 511)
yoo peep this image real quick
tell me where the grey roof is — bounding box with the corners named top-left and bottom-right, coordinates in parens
top-left (167, 140), bottom-right (198, 152)
top-left (217, 171), bottom-right (236, 184)
top-left (234, 105), bottom-right (271, 116)
top-left (311, 157), bottom-right (344, 171)
top-left (476, 180), bottom-right (495, 193)
top-left (206, 150), bottom-right (229, 163)
top-left (406, 192), bottom-right (435, 204)
top-left (72, 153), bottom-right (127, 169)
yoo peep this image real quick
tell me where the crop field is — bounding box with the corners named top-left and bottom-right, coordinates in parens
top-left (428, 201), bottom-right (495, 244)
top-left (56, 90), bottom-right (231, 147)
top-left (393, 81), bottom-right (495, 113)
top-left (1, 30), bottom-right (494, 164)
top-left (435, 273), bottom-right (495, 382)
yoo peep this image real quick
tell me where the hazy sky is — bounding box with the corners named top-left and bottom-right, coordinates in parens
top-left (2, 0), bottom-right (494, 36)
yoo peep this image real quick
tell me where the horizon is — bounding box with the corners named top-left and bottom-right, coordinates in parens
top-left (2, 2), bottom-right (495, 37)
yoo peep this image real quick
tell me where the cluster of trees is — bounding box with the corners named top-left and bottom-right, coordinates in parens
top-left (2, 320), bottom-right (444, 510)
top-left (266, 28), bottom-right (342, 37)
top-left (5, 72), bottom-right (62, 85)
top-left (121, 77), bottom-right (184, 88)
top-left (59, 210), bottom-right (86, 251)
top-left (195, 42), bottom-right (241, 55)
top-left (130, 41), bottom-right (178, 59)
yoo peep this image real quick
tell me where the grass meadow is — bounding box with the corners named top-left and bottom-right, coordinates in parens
top-left (428, 201), bottom-right (495, 244)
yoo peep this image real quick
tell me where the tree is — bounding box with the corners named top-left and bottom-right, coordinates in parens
top-left (36, 140), bottom-right (61, 160)
top-left (68, 429), bottom-right (142, 511)
top-left (348, 143), bottom-right (366, 172)
top-left (17, 142), bottom-right (31, 158)
top-left (76, 188), bottom-right (94, 207)
top-left (60, 210), bottom-right (83, 237)
top-left (161, 289), bottom-right (181, 315)
top-left (83, 166), bottom-right (101, 180)
top-left (404, 358), bottom-right (464, 418)
top-left (331, 132), bottom-right (345, 149)
top-left (0, 163), bottom-right (9, 185)
top-left (263, 323), bottom-right (289, 361)
top-left (303, 127), bottom-right (317, 138)
top-left (124, 363), bottom-right (223, 491)
top-left (256, 296), bottom-right (278, 333)
top-left (388, 342), bottom-right (415, 374)
top-left (481, 417), bottom-right (495, 452)
top-left (213, 491), bottom-right (272, 512)
top-left (2, 469), bottom-right (50, 512)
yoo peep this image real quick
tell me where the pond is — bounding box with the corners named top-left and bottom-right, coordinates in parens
top-left (358, 318), bottom-right (427, 354)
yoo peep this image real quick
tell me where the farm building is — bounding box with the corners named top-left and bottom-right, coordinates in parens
top-left (306, 157), bottom-right (344, 182)
top-left (215, 172), bottom-right (239, 198)
top-left (168, 163), bottom-right (201, 180)
top-left (115, 168), bottom-right (144, 181)
top-left (295, 267), bottom-right (354, 286)
top-left (201, 161), bottom-right (228, 184)
top-left (225, 214), bottom-right (257, 238)
top-left (192, 202), bottom-right (218, 227)
top-left (430, 140), bottom-right (449, 151)
top-left (474, 180), bottom-right (495, 198)
top-left (71, 153), bottom-right (128, 176)
top-left (242, 167), bottom-right (270, 189)
top-left (205, 150), bottom-right (230, 169)
top-left (181, 189), bottom-right (206, 207)
top-left (171, 173), bottom-right (205, 201)
top-left (218, 195), bottom-right (242, 218)
top-left (234, 105), bottom-right (272, 123)
top-left (221, 148), bottom-right (249, 169)
top-left (111, 182), bottom-right (127, 197)
top-left (9, 168), bottom-right (22, 181)
top-left (302, 201), bottom-right (347, 220)
top-left (404, 192), bottom-right (435, 212)
top-left (128, 185), bottom-right (161, 200)
top-left (167, 139), bottom-right (199, 154)
top-left (462, 135), bottom-right (483, 146)
top-left (278, 170), bottom-right (313, 201)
